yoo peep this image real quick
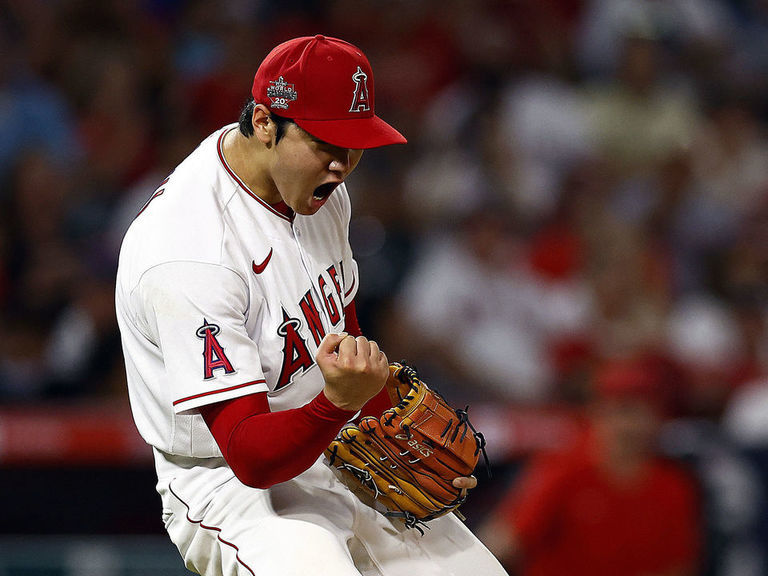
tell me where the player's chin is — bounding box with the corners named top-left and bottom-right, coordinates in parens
top-left (297, 197), bottom-right (326, 215)
top-left (294, 200), bottom-right (324, 216)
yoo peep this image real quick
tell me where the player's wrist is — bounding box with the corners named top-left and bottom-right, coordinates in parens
top-left (313, 389), bottom-right (361, 419)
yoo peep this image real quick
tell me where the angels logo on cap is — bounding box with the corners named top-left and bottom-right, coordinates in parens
top-left (349, 66), bottom-right (371, 113)
top-left (251, 35), bottom-right (406, 149)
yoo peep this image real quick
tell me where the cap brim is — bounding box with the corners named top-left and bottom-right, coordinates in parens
top-left (294, 115), bottom-right (407, 149)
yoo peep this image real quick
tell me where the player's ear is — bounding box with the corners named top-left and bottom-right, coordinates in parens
top-left (252, 104), bottom-right (274, 146)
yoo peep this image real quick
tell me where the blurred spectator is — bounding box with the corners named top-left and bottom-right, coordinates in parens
top-left (662, 92), bottom-right (768, 296)
top-left (723, 379), bottom-right (768, 575)
top-left (42, 263), bottom-right (124, 399)
top-left (584, 217), bottom-right (670, 360)
top-left (493, 71), bottom-right (594, 223)
top-left (403, 140), bottom-right (492, 226)
top-left (725, 379), bottom-right (768, 450)
top-left (400, 76), bottom-right (494, 225)
top-left (0, 152), bottom-right (78, 399)
top-left (70, 43), bottom-right (155, 190)
top-left (692, 93), bottom-right (768, 220)
top-left (575, 0), bottom-right (734, 78)
top-left (583, 31), bottom-right (700, 179)
top-left (478, 358), bottom-right (701, 576)
top-left (391, 207), bottom-right (589, 404)
top-left (0, 25), bottom-right (82, 186)
top-left (661, 296), bottom-right (767, 575)
top-left (390, 208), bottom-right (546, 402)
top-left (666, 295), bottom-right (747, 420)
top-left (663, 415), bottom-right (766, 576)
top-left (1, 152), bottom-right (82, 323)
top-left (724, 0), bottom-right (768, 111)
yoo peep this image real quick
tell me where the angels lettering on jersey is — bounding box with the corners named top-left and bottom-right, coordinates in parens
top-left (196, 261), bottom-right (348, 389)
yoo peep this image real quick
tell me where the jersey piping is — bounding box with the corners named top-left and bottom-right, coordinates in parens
top-left (168, 481), bottom-right (256, 576)
top-left (344, 274), bottom-right (357, 299)
top-left (173, 380), bottom-right (268, 408)
top-left (216, 128), bottom-right (294, 222)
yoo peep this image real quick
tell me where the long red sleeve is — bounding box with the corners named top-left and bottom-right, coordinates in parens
top-left (201, 390), bottom-right (354, 488)
top-left (200, 300), bottom-right (387, 489)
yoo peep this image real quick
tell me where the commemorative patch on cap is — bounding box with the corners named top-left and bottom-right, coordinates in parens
top-left (267, 76), bottom-right (298, 110)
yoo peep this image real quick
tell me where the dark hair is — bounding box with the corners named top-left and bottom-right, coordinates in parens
top-left (238, 98), bottom-right (294, 144)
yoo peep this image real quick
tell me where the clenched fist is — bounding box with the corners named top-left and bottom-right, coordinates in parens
top-left (316, 332), bottom-right (389, 411)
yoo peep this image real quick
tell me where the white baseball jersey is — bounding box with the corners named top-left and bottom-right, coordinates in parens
top-left (115, 123), bottom-right (358, 458)
top-left (115, 124), bottom-right (508, 576)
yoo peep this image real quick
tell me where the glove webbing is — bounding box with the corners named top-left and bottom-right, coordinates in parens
top-left (391, 363), bottom-right (491, 479)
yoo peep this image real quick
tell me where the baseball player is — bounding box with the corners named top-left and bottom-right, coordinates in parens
top-left (116, 35), bottom-right (508, 576)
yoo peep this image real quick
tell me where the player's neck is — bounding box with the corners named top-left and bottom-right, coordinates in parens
top-left (222, 128), bottom-right (282, 204)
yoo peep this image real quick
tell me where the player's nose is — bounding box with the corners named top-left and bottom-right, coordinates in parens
top-left (328, 148), bottom-right (362, 178)
top-left (328, 150), bottom-right (351, 176)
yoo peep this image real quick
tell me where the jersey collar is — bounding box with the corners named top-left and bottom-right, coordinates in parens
top-left (217, 127), bottom-right (295, 222)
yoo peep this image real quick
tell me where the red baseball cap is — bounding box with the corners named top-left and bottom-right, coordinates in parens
top-left (593, 359), bottom-right (668, 413)
top-left (251, 35), bottom-right (407, 149)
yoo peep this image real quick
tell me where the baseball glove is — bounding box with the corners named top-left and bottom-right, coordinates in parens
top-left (325, 362), bottom-right (488, 531)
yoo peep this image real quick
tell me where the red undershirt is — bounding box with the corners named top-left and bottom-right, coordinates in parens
top-left (200, 300), bottom-right (392, 488)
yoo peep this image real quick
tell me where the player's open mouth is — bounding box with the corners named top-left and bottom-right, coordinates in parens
top-left (313, 182), bottom-right (338, 201)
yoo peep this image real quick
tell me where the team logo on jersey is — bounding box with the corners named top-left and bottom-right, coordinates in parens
top-left (267, 76), bottom-right (298, 110)
top-left (276, 308), bottom-right (314, 390)
top-left (196, 319), bottom-right (236, 380)
top-left (349, 66), bottom-right (371, 113)
top-left (273, 263), bottom-right (346, 389)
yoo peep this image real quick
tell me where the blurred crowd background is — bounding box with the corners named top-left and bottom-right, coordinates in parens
top-left (1, 0), bottom-right (768, 574)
